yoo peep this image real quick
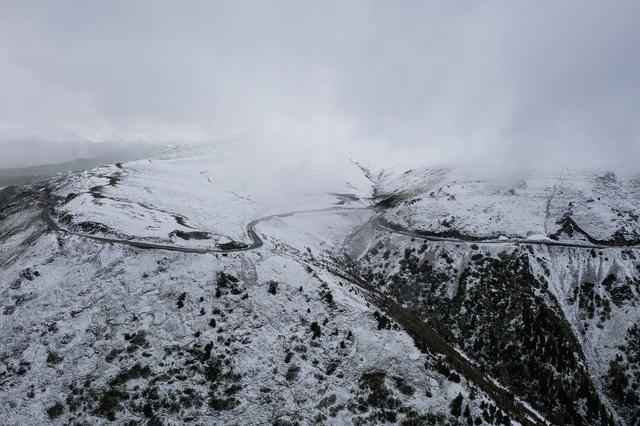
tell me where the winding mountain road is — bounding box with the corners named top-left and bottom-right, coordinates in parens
top-left (371, 215), bottom-right (639, 250)
top-left (40, 204), bottom-right (638, 254)
top-left (37, 203), bottom-right (559, 423)
top-left (39, 206), bottom-right (371, 254)
top-left (30, 184), bottom-right (640, 426)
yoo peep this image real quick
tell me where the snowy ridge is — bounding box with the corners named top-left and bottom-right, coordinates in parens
top-left (53, 138), bottom-right (372, 245)
top-left (377, 167), bottom-right (640, 245)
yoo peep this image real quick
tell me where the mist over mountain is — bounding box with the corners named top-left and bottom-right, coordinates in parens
top-left (0, 139), bottom-right (168, 169)
top-left (1, 1), bottom-right (639, 170)
top-left (1, 2), bottom-right (640, 426)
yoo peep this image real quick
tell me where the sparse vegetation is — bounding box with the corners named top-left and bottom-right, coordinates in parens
top-left (285, 365), bottom-right (301, 381)
top-left (46, 402), bottom-right (64, 419)
top-left (362, 242), bottom-right (612, 424)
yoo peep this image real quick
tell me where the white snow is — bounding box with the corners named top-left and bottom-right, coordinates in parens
top-left (377, 166), bottom-right (640, 242)
top-left (2, 144), bottom-right (635, 424)
top-left (54, 137), bottom-right (373, 245)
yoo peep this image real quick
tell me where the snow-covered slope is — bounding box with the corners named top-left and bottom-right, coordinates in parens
top-left (2, 149), bottom-right (639, 425)
top-left (377, 166), bottom-right (640, 244)
top-left (354, 165), bottom-right (640, 425)
top-left (0, 145), bottom-right (518, 425)
top-left (55, 138), bottom-right (372, 247)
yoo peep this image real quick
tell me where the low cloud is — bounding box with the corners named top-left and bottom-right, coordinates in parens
top-left (1, 1), bottom-right (638, 170)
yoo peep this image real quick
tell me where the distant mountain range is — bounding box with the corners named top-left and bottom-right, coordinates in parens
top-left (0, 139), bottom-right (172, 169)
top-left (0, 139), bottom-right (170, 186)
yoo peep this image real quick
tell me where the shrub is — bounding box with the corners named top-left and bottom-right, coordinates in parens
top-left (450, 393), bottom-right (463, 417)
top-left (286, 365), bottom-right (301, 381)
top-left (46, 402), bottom-right (64, 419)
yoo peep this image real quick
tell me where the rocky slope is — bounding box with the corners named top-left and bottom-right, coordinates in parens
top-left (350, 166), bottom-right (640, 425)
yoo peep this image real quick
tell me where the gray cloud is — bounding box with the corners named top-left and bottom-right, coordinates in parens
top-left (1, 1), bottom-right (638, 169)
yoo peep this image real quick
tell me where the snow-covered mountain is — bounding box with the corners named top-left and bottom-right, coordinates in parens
top-left (355, 166), bottom-right (640, 425)
top-left (1, 143), bottom-right (638, 425)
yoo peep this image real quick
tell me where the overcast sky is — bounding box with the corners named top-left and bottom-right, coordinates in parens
top-left (1, 1), bottom-right (639, 169)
